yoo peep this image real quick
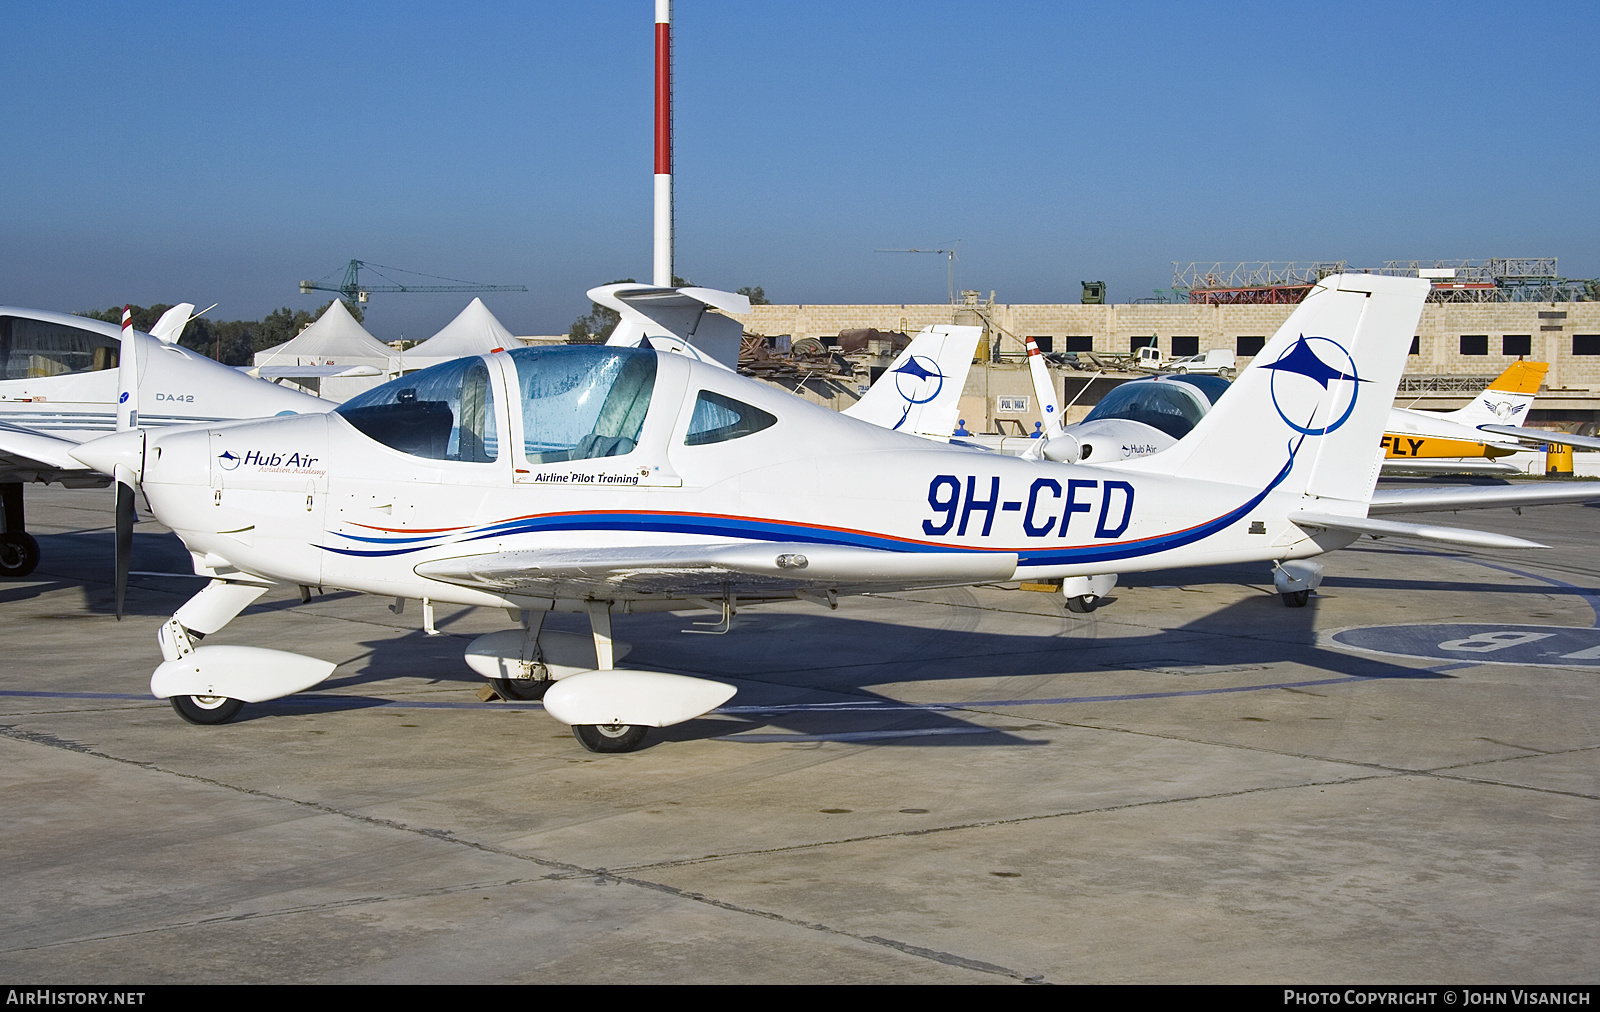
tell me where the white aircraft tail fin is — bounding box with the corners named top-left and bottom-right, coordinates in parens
top-left (594, 284), bottom-right (750, 371)
top-left (1136, 274), bottom-right (1429, 505)
top-left (1024, 336), bottom-right (1066, 438)
top-left (1444, 360), bottom-right (1546, 428)
top-left (842, 325), bottom-right (980, 440)
top-left (149, 303), bottom-right (197, 345)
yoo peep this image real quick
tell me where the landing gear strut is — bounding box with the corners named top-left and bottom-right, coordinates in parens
top-left (569, 600), bottom-right (649, 754)
top-left (0, 483), bottom-right (39, 578)
top-left (488, 608), bottom-right (555, 701)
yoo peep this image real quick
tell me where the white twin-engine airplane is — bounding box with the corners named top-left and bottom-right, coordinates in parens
top-left (0, 305), bottom-right (332, 577)
top-left (73, 273), bottom-right (1545, 752)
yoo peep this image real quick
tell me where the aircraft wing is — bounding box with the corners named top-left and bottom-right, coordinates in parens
top-left (0, 421), bottom-right (108, 486)
top-left (1369, 482), bottom-right (1600, 515)
top-left (1379, 459), bottom-right (1521, 476)
top-left (1292, 511), bottom-right (1548, 550)
top-left (1477, 424), bottom-right (1600, 452)
top-left (249, 364), bottom-right (385, 380)
top-left (415, 542), bottom-right (1019, 599)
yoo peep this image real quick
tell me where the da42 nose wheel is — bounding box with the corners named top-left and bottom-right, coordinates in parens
top-left (572, 723), bottom-right (648, 753)
top-left (170, 694), bottom-right (244, 725)
top-left (0, 532), bottom-right (40, 578)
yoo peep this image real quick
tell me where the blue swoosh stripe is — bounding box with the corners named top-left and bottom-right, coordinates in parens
top-left (321, 440), bottom-right (1306, 566)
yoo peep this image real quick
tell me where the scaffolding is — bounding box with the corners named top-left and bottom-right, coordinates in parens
top-left (1172, 257), bottom-right (1596, 304)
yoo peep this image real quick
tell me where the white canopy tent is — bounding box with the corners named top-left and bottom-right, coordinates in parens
top-left (253, 300), bottom-right (399, 400)
top-left (402, 298), bottom-right (515, 370)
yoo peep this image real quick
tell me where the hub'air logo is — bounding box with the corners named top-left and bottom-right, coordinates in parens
top-left (1262, 334), bottom-right (1365, 436)
top-left (891, 354), bottom-right (945, 430)
top-left (217, 450), bottom-right (241, 470)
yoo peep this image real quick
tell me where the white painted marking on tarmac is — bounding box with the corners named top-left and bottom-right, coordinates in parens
top-left (1437, 631), bottom-right (1555, 653)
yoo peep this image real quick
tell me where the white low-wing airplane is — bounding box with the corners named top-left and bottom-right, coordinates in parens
top-left (0, 305), bottom-right (333, 578)
top-left (1009, 340), bottom-right (1600, 610)
top-left (77, 273), bottom-right (1547, 752)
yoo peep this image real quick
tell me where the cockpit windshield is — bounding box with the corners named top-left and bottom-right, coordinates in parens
top-left (1082, 378), bottom-right (1209, 439)
top-left (336, 357), bottom-right (498, 462)
top-left (508, 346), bottom-right (656, 463)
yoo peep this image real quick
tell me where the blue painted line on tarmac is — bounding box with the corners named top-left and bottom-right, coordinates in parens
top-left (718, 727), bottom-right (1008, 743)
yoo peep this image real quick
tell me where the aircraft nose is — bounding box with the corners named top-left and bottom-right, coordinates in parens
top-left (71, 430), bottom-right (144, 480)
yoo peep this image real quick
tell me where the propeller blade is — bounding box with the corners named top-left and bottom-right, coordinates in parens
top-left (116, 304), bottom-right (138, 432)
top-left (114, 465), bottom-right (136, 620)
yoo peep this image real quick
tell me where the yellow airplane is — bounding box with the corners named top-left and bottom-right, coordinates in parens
top-left (1382, 361), bottom-right (1546, 469)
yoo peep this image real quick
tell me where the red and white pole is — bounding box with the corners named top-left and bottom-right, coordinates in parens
top-left (653, 0), bottom-right (672, 287)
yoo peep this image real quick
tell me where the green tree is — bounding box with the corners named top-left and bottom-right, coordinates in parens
top-left (74, 298), bottom-right (365, 366)
top-left (568, 278), bottom-right (636, 343)
top-left (737, 286), bottom-right (770, 305)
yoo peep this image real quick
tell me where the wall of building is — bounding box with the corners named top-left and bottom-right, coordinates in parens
top-left (731, 299), bottom-right (1600, 433)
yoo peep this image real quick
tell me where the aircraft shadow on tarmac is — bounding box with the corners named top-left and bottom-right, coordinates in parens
top-left (23, 529), bottom-right (1581, 750)
top-left (229, 584), bottom-right (1456, 749)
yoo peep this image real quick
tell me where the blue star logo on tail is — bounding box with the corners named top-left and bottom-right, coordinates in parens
top-left (1263, 334), bottom-right (1364, 435)
top-left (889, 354), bottom-right (946, 431)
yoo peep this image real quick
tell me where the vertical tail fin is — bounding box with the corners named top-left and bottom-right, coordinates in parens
top-left (1444, 360), bottom-right (1547, 428)
top-left (842, 325), bottom-right (980, 440)
top-left (1133, 274), bottom-right (1429, 505)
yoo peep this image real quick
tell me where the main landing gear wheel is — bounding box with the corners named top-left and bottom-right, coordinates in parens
top-left (0, 532), bottom-right (40, 578)
top-left (490, 677), bottom-right (553, 701)
top-left (573, 723), bottom-right (648, 754)
top-left (1281, 590), bottom-right (1310, 608)
top-left (1065, 594), bottom-right (1100, 614)
top-left (170, 694), bottom-right (244, 725)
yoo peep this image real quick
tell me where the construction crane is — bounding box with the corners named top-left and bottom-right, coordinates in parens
top-left (298, 260), bottom-right (528, 304)
top-left (875, 243), bottom-right (960, 304)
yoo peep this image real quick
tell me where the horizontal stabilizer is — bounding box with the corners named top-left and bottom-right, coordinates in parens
top-left (1478, 424), bottom-right (1600, 452)
top-left (1293, 511), bottom-right (1548, 549)
top-left (1380, 459), bottom-right (1521, 477)
top-left (1369, 481), bottom-right (1600, 515)
top-left (594, 284), bottom-right (751, 370)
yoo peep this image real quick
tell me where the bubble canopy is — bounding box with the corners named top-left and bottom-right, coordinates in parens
top-left (335, 346), bottom-right (658, 465)
top-left (1082, 377), bottom-right (1212, 439)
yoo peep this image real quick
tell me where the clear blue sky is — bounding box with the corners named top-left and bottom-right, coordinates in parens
top-left (4, 1), bottom-right (1596, 340)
